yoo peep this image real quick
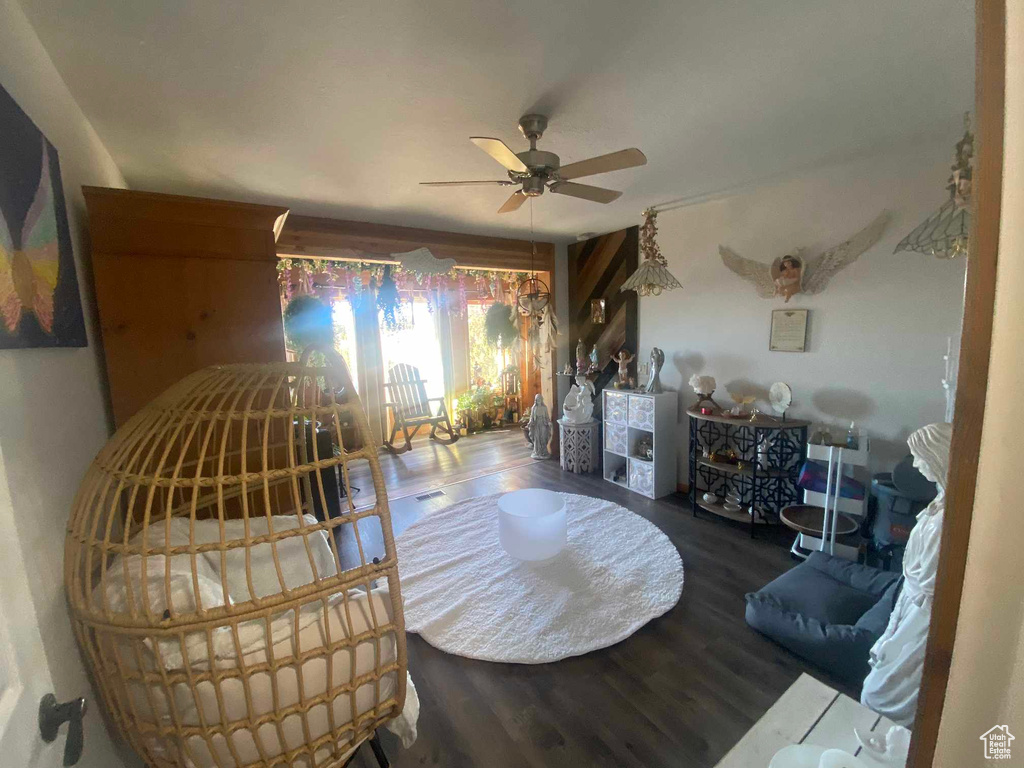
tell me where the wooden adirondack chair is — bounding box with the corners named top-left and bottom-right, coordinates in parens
top-left (383, 363), bottom-right (459, 453)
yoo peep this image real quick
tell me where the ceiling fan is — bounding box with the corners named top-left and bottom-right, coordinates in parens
top-left (421, 114), bottom-right (647, 213)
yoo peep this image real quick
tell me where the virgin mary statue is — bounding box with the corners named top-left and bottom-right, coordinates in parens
top-left (861, 422), bottom-right (953, 725)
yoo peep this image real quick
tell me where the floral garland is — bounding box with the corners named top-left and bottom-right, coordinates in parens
top-left (277, 257), bottom-right (533, 331)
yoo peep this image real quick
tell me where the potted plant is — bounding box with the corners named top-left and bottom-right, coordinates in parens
top-left (454, 390), bottom-right (476, 434)
top-left (484, 302), bottom-right (519, 349)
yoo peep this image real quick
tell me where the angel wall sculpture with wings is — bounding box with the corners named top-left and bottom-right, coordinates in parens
top-left (719, 212), bottom-right (889, 302)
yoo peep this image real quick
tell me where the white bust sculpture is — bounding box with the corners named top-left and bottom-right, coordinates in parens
top-left (562, 374), bottom-right (596, 424)
top-left (860, 422), bottom-right (952, 726)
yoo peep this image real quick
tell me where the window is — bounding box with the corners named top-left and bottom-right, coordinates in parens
top-left (330, 299), bottom-right (359, 392)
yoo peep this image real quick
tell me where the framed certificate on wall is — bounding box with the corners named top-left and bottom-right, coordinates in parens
top-left (769, 309), bottom-right (809, 352)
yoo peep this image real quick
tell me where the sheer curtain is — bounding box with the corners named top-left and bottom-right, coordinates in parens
top-left (432, 289), bottom-right (464, 417)
top-left (352, 286), bottom-right (387, 446)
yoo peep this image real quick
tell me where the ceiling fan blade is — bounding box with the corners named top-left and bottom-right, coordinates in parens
top-left (557, 148), bottom-right (647, 180)
top-left (470, 137), bottom-right (529, 173)
top-left (497, 190), bottom-right (528, 214)
top-left (549, 181), bottom-right (622, 204)
top-left (420, 180), bottom-right (515, 187)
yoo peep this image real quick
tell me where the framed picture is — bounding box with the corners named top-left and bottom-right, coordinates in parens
top-left (769, 309), bottom-right (809, 352)
top-left (590, 298), bottom-right (606, 325)
top-left (0, 83), bottom-right (87, 348)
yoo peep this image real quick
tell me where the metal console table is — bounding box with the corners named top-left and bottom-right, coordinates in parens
top-left (687, 409), bottom-right (809, 538)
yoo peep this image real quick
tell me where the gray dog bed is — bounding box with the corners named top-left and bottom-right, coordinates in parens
top-left (745, 552), bottom-right (902, 688)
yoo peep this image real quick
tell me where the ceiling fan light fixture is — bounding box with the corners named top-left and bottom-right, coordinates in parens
top-left (522, 176), bottom-right (546, 196)
top-left (621, 208), bottom-right (682, 297)
top-left (423, 115), bottom-right (647, 215)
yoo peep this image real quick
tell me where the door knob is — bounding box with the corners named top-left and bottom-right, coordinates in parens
top-left (39, 693), bottom-right (87, 766)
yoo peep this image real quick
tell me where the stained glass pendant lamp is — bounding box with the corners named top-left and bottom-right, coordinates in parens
top-left (621, 208), bottom-right (682, 296)
top-left (894, 113), bottom-right (973, 259)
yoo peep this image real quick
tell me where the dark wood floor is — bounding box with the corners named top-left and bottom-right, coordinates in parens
top-left (346, 457), bottom-right (844, 768)
top-left (345, 428), bottom-right (534, 505)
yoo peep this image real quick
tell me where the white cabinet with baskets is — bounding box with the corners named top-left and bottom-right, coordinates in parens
top-left (602, 390), bottom-right (677, 499)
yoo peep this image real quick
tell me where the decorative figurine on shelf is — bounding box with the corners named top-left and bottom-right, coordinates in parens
top-left (709, 447), bottom-right (738, 465)
top-left (575, 338), bottom-right (588, 377)
top-left (562, 374), bottom-right (596, 424)
top-left (757, 434), bottom-right (776, 471)
top-left (613, 348), bottom-right (635, 389)
top-left (689, 374), bottom-right (718, 411)
top-left (644, 347), bottom-right (665, 393)
top-left (728, 393), bottom-right (756, 417)
top-left (588, 344), bottom-right (599, 374)
top-left (562, 362), bottom-right (574, 376)
top-left (528, 394), bottom-right (552, 460)
top-left (635, 434), bottom-right (654, 461)
top-left (769, 382), bottom-right (793, 419)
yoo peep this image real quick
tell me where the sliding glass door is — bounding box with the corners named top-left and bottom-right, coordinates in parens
top-left (379, 300), bottom-right (445, 401)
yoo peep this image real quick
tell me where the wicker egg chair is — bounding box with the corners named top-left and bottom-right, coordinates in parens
top-left (64, 359), bottom-right (407, 767)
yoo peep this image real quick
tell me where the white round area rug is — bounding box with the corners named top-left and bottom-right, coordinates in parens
top-left (395, 492), bottom-right (684, 663)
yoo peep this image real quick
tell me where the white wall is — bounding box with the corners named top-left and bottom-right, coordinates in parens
top-left (639, 140), bottom-right (968, 480)
top-left (935, 1), bottom-right (1024, 762)
top-left (0, 0), bottom-right (133, 765)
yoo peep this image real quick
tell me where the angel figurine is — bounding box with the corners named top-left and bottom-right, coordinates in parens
top-left (718, 212), bottom-right (889, 302)
top-left (644, 347), bottom-right (665, 393)
top-left (773, 255), bottom-right (803, 301)
top-left (613, 348), bottom-right (635, 388)
top-left (575, 338), bottom-right (588, 376)
top-left (562, 374), bottom-right (596, 424)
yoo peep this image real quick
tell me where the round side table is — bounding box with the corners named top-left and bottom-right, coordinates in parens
top-left (558, 419), bottom-right (600, 474)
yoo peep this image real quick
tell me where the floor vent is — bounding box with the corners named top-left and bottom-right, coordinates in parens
top-left (415, 490), bottom-right (446, 502)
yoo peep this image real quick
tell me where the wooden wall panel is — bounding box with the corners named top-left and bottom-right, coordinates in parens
top-left (568, 228), bottom-right (639, 412)
top-left (84, 187), bottom-right (290, 426)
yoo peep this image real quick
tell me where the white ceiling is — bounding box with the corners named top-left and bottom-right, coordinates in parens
top-left (21, 0), bottom-right (973, 243)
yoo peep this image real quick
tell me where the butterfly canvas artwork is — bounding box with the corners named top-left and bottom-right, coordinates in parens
top-left (0, 83), bottom-right (86, 348)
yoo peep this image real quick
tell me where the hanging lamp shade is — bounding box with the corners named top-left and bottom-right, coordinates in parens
top-left (621, 209), bottom-right (682, 296)
top-left (895, 113), bottom-right (973, 259)
top-left (65, 359), bottom-right (407, 767)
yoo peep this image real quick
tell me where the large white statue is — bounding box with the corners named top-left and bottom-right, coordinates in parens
top-left (861, 422), bottom-right (953, 725)
top-left (528, 394), bottom-right (552, 459)
top-left (562, 374), bottom-right (596, 424)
